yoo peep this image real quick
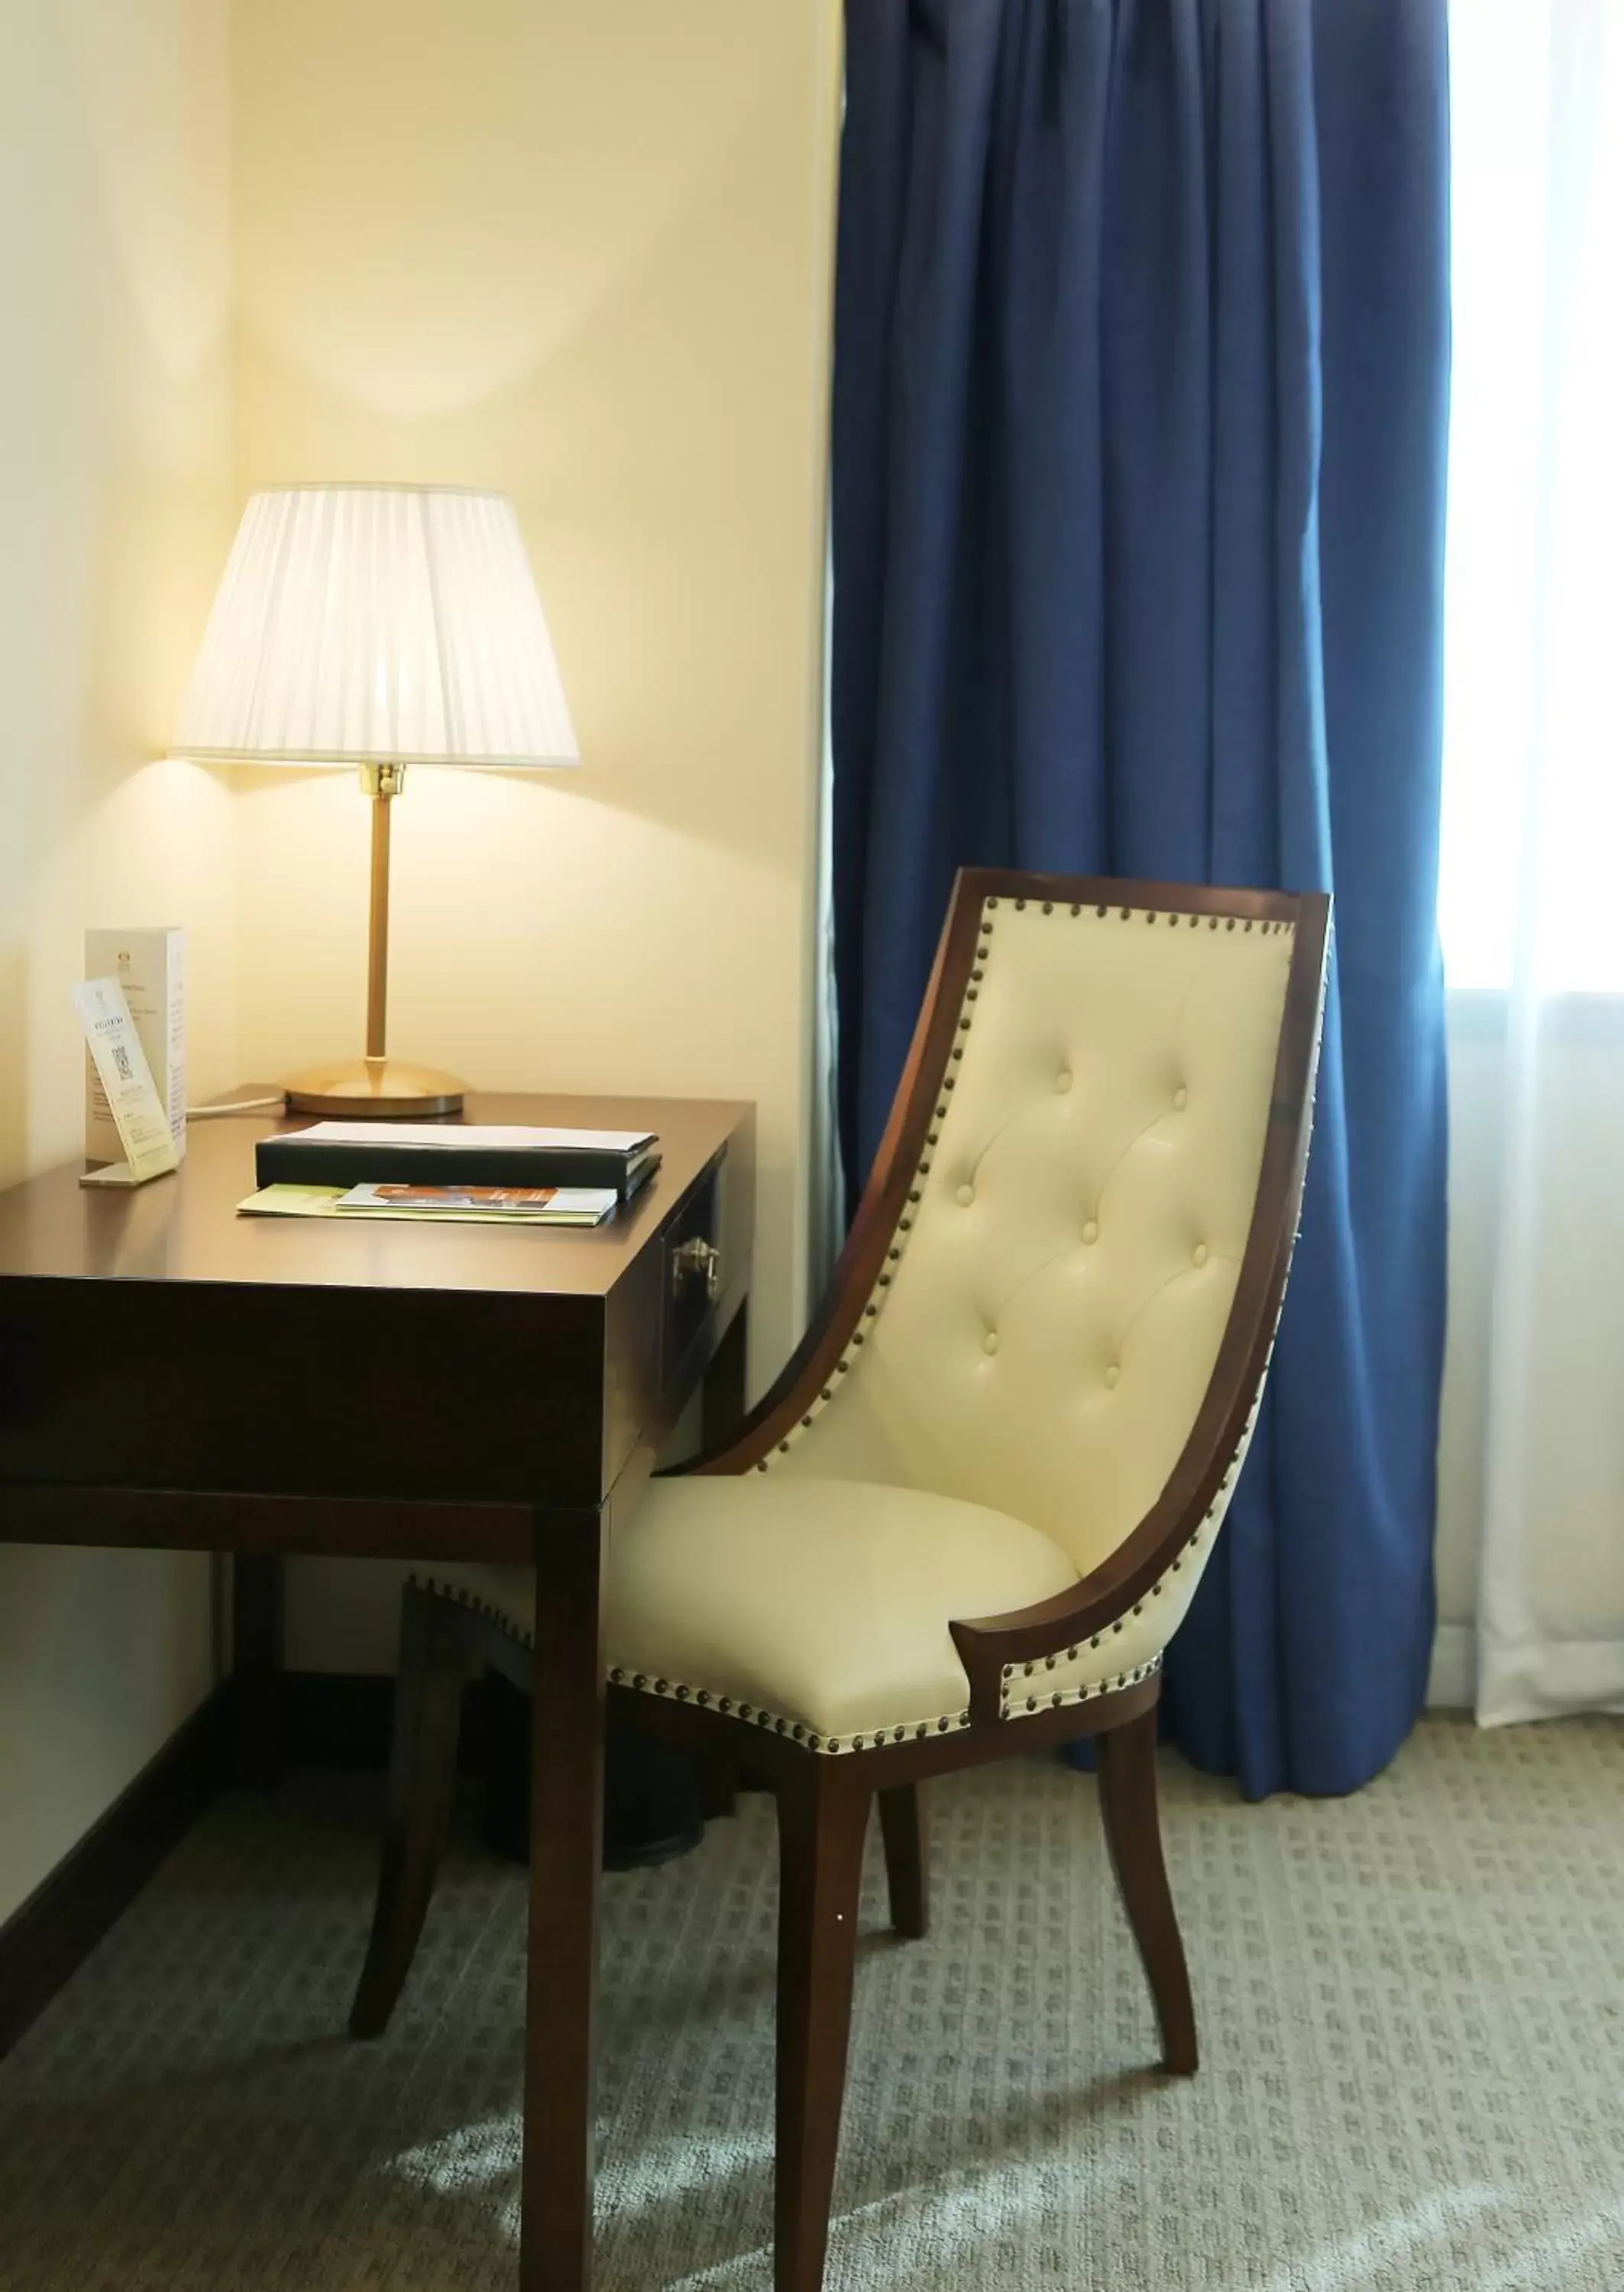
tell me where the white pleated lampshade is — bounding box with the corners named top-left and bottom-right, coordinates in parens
top-left (171, 484), bottom-right (580, 768)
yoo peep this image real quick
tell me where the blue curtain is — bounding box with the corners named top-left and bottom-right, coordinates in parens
top-left (830, 0), bottom-right (1451, 1798)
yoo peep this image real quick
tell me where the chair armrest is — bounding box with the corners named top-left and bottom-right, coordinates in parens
top-left (948, 1492), bottom-right (1208, 1724)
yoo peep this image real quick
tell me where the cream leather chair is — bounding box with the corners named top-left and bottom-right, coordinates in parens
top-left (351, 870), bottom-right (1329, 2292)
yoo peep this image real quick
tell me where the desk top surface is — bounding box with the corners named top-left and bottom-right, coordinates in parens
top-left (0, 1092), bottom-right (752, 1300)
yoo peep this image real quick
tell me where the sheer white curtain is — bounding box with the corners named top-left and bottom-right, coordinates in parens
top-left (1440, 0), bottom-right (1624, 1724)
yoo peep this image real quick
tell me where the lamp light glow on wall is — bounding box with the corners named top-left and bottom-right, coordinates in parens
top-left (171, 483), bottom-right (579, 1116)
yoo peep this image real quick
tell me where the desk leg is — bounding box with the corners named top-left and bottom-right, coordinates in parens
top-left (232, 1553), bottom-right (284, 1790)
top-left (521, 1515), bottom-right (606, 2292)
top-left (697, 1297), bottom-right (750, 1815)
top-left (701, 1294), bottom-right (749, 1452)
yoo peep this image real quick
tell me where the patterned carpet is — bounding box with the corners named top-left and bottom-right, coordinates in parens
top-left (2, 1715), bottom-right (1621, 2290)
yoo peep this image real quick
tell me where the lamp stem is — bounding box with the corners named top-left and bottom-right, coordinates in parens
top-left (281, 757), bottom-right (459, 1115)
top-left (361, 762), bottom-right (406, 1067)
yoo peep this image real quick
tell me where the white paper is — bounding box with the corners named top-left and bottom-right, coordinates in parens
top-left (277, 1122), bottom-right (655, 1154)
top-left (72, 979), bottom-right (180, 1183)
top-left (335, 1183), bottom-right (617, 1219)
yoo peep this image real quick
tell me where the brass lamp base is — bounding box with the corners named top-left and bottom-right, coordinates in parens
top-left (284, 1054), bottom-right (466, 1119)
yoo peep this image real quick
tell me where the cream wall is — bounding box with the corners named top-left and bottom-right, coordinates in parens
top-left (227, 0), bottom-right (841, 1670)
top-left (0, 2), bottom-right (238, 1923)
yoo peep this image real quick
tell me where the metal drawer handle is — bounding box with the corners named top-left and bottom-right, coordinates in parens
top-left (671, 1236), bottom-right (722, 1304)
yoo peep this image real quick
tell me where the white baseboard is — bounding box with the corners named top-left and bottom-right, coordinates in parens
top-left (1426, 1624), bottom-right (1476, 1711)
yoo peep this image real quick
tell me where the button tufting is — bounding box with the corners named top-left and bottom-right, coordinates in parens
top-left (1173, 1086), bottom-right (1189, 1111)
top-left (1055, 1069), bottom-right (1072, 1093)
top-left (956, 1183), bottom-right (975, 1206)
top-left (1081, 1219), bottom-right (1098, 1245)
top-left (982, 1331), bottom-right (1000, 1356)
top-left (1104, 1363), bottom-right (1121, 1390)
top-left (1192, 1242), bottom-right (1208, 1267)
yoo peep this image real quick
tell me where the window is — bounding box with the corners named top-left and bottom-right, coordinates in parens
top-left (1438, 0), bottom-right (1624, 994)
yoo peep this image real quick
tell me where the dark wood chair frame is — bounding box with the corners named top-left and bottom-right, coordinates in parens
top-left (350, 869), bottom-right (1331, 2292)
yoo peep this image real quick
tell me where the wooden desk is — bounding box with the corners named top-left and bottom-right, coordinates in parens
top-left (0, 1090), bottom-right (755, 2291)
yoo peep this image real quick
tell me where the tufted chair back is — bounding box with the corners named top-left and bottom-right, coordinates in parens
top-left (765, 880), bottom-right (1319, 1600)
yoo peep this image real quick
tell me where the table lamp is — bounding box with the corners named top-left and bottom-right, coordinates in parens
top-left (171, 483), bottom-right (579, 1115)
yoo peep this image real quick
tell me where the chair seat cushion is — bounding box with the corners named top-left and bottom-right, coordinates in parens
top-left (418, 1475), bottom-right (1080, 1751)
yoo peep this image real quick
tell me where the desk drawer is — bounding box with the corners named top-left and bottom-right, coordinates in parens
top-left (662, 1164), bottom-right (723, 1384)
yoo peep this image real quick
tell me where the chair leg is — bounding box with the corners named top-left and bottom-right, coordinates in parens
top-left (349, 1586), bottom-right (474, 2040)
top-left (1096, 1704), bottom-right (1198, 2075)
top-left (877, 1783), bottom-right (928, 1939)
top-left (775, 1759), bottom-right (872, 2292)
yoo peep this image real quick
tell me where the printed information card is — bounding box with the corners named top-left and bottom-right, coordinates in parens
top-left (72, 978), bottom-right (181, 1183)
top-left (83, 926), bottom-right (185, 1162)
